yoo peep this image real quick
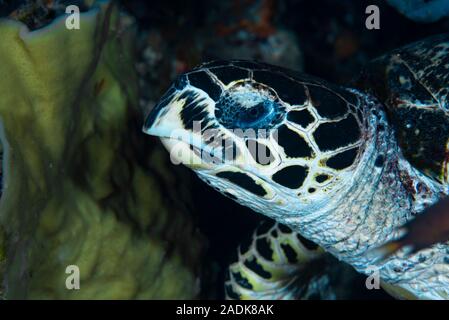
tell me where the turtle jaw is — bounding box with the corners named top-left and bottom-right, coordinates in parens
top-left (142, 85), bottom-right (225, 170)
top-left (142, 90), bottom-right (187, 139)
top-left (160, 137), bottom-right (219, 170)
top-left (143, 116), bottom-right (217, 171)
top-left (142, 96), bottom-right (294, 211)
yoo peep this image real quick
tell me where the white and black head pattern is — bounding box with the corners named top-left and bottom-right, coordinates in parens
top-left (144, 60), bottom-right (369, 217)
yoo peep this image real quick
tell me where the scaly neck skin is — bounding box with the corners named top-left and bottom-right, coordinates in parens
top-left (285, 101), bottom-right (411, 264)
top-left (282, 92), bottom-right (449, 299)
top-left (282, 92), bottom-right (441, 271)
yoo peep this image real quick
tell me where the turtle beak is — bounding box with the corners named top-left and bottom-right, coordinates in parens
top-left (142, 90), bottom-right (183, 138)
top-left (142, 91), bottom-right (216, 170)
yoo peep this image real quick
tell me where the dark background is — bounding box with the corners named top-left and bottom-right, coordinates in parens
top-left (119, 0), bottom-right (449, 299)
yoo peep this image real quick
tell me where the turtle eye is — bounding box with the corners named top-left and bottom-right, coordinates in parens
top-left (235, 101), bottom-right (270, 125)
top-left (214, 81), bottom-right (286, 130)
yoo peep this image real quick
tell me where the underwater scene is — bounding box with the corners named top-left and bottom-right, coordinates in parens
top-left (0, 0), bottom-right (449, 303)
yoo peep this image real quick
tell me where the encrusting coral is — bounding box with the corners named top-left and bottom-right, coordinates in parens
top-left (0, 0), bottom-right (203, 299)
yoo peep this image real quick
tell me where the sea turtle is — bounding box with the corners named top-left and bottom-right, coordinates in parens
top-left (143, 33), bottom-right (449, 299)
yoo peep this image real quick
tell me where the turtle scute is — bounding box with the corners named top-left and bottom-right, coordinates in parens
top-left (356, 33), bottom-right (449, 185)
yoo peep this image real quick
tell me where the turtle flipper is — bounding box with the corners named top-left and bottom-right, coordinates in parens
top-left (224, 220), bottom-right (328, 300)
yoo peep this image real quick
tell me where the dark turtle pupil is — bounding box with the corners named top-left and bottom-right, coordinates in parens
top-left (249, 106), bottom-right (260, 116)
top-left (240, 102), bottom-right (269, 124)
top-left (215, 89), bottom-right (285, 130)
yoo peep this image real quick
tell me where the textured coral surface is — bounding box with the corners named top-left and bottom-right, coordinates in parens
top-left (0, 1), bottom-right (202, 299)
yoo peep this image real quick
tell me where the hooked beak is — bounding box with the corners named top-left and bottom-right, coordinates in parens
top-left (142, 91), bottom-right (184, 138)
top-left (142, 92), bottom-right (216, 170)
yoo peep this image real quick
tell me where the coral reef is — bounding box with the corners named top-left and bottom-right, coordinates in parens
top-left (206, 0), bottom-right (303, 70)
top-left (4, 0), bottom-right (89, 30)
top-left (0, 0), bottom-right (203, 299)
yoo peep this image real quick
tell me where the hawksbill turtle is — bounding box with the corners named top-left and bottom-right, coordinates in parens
top-left (143, 33), bottom-right (449, 300)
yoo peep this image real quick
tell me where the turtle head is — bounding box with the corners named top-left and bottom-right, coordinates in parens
top-left (144, 61), bottom-right (367, 221)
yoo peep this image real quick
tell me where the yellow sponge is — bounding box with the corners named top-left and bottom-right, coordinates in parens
top-left (0, 1), bottom-right (203, 299)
